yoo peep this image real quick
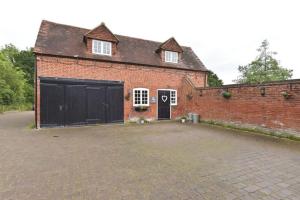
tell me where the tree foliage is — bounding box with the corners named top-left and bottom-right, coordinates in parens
top-left (234, 40), bottom-right (293, 84)
top-left (0, 44), bottom-right (34, 105)
top-left (207, 70), bottom-right (223, 87)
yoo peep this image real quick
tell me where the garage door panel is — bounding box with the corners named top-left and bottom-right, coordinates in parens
top-left (65, 85), bottom-right (87, 125)
top-left (86, 87), bottom-right (106, 124)
top-left (40, 78), bottom-right (124, 127)
top-left (40, 83), bottom-right (64, 127)
top-left (107, 86), bottom-right (124, 123)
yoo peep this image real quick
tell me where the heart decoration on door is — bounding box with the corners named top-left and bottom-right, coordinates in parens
top-left (162, 95), bottom-right (168, 102)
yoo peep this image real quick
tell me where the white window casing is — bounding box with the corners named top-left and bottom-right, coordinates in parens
top-left (92, 40), bottom-right (112, 56)
top-left (133, 88), bottom-right (149, 107)
top-left (165, 51), bottom-right (179, 63)
top-left (170, 89), bottom-right (177, 105)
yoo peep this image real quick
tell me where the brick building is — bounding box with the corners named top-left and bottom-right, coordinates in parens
top-left (34, 20), bottom-right (208, 128)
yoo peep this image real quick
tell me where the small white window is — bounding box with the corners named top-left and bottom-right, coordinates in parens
top-left (165, 51), bottom-right (178, 63)
top-left (170, 90), bottom-right (177, 105)
top-left (133, 88), bottom-right (149, 107)
top-left (92, 40), bottom-right (112, 56)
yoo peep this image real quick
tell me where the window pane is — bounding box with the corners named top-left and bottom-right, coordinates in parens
top-left (170, 90), bottom-right (177, 105)
top-left (107, 42), bottom-right (111, 54)
top-left (173, 52), bottom-right (178, 63)
top-left (165, 51), bottom-right (178, 63)
top-left (92, 40), bottom-right (111, 55)
top-left (141, 90), bottom-right (148, 104)
top-left (134, 90), bottom-right (141, 105)
top-left (102, 42), bottom-right (106, 54)
top-left (133, 89), bottom-right (149, 106)
top-left (93, 40), bottom-right (102, 54)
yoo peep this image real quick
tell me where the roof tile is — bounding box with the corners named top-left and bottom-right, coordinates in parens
top-left (34, 20), bottom-right (207, 71)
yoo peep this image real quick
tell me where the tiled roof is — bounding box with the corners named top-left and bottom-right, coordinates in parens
top-left (34, 20), bottom-right (208, 71)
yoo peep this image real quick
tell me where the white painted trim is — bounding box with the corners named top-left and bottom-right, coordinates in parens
top-left (170, 89), bottom-right (177, 106)
top-left (133, 88), bottom-right (150, 107)
top-left (92, 40), bottom-right (112, 56)
top-left (164, 51), bottom-right (178, 63)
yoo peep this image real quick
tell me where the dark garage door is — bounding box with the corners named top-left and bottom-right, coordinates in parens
top-left (40, 77), bottom-right (124, 127)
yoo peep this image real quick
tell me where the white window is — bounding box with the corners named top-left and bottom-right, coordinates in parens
top-left (165, 51), bottom-right (178, 63)
top-left (170, 90), bottom-right (177, 105)
top-left (92, 40), bottom-right (112, 56)
top-left (133, 88), bottom-right (149, 107)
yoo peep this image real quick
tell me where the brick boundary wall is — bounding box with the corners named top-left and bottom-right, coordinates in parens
top-left (181, 78), bottom-right (300, 133)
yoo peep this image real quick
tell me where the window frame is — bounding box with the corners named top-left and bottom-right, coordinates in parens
top-left (92, 40), bottom-right (112, 56)
top-left (170, 89), bottom-right (177, 106)
top-left (133, 88), bottom-right (150, 107)
top-left (165, 51), bottom-right (179, 63)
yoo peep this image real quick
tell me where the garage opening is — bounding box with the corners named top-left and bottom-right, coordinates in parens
top-left (40, 77), bottom-right (124, 127)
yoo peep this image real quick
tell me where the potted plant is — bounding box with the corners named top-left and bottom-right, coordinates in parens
top-left (281, 91), bottom-right (292, 99)
top-left (134, 106), bottom-right (148, 112)
top-left (187, 93), bottom-right (193, 100)
top-left (180, 116), bottom-right (187, 123)
top-left (124, 92), bottom-right (130, 101)
top-left (221, 90), bottom-right (231, 99)
top-left (139, 116), bottom-right (145, 124)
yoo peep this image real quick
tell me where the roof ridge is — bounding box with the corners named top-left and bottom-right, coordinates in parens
top-left (116, 34), bottom-right (190, 49)
top-left (42, 20), bottom-right (90, 31)
top-left (115, 34), bottom-right (162, 45)
top-left (41, 20), bottom-right (191, 48)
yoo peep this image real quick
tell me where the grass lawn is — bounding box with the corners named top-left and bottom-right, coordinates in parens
top-left (0, 103), bottom-right (33, 113)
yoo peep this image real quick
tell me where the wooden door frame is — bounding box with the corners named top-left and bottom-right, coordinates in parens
top-left (156, 89), bottom-right (173, 120)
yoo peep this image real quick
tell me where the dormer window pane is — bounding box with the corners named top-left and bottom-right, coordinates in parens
top-left (165, 51), bottom-right (178, 63)
top-left (92, 40), bottom-right (112, 56)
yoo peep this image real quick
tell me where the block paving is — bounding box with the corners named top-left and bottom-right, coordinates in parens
top-left (1, 111), bottom-right (300, 199)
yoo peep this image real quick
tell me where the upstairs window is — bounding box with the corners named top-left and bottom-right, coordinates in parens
top-left (133, 88), bottom-right (149, 107)
top-left (92, 40), bottom-right (112, 56)
top-left (170, 90), bottom-right (177, 105)
top-left (165, 51), bottom-right (178, 63)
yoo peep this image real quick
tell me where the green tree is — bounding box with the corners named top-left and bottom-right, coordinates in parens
top-left (207, 70), bottom-right (223, 87)
top-left (0, 44), bottom-right (34, 103)
top-left (14, 48), bottom-right (35, 86)
top-left (0, 52), bottom-right (26, 104)
top-left (234, 40), bottom-right (293, 84)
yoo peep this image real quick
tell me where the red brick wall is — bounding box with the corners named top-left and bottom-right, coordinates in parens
top-left (182, 78), bottom-right (300, 132)
top-left (35, 55), bottom-right (206, 127)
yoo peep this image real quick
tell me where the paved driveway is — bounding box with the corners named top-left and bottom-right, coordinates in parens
top-left (1, 112), bottom-right (300, 200)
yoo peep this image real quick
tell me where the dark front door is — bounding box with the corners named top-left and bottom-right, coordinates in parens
top-left (40, 83), bottom-right (64, 127)
top-left (158, 90), bottom-right (171, 120)
top-left (40, 78), bottom-right (124, 127)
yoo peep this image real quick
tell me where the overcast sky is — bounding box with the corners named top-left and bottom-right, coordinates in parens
top-left (1, 0), bottom-right (299, 84)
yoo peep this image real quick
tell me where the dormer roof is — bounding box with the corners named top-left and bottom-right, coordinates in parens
top-left (157, 37), bottom-right (183, 53)
top-left (84, 22), bottom-right (119, 43)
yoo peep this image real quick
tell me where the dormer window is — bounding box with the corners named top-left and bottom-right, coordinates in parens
top-left (92, 40), bottom-right (112, 56)
top-left (165, 51), bottom-right (178, 63)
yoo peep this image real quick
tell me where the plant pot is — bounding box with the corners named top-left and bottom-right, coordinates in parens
top-left (134, 106), bottom-right (148, 112)
top-left (281, 92), bottom-right (292, 99)
top-left (140, 120), bottom-right (145, 124)
top-left (181, 119), bottom-right (186, 123)
top-left (222, 91), bottom-right (231, 99)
